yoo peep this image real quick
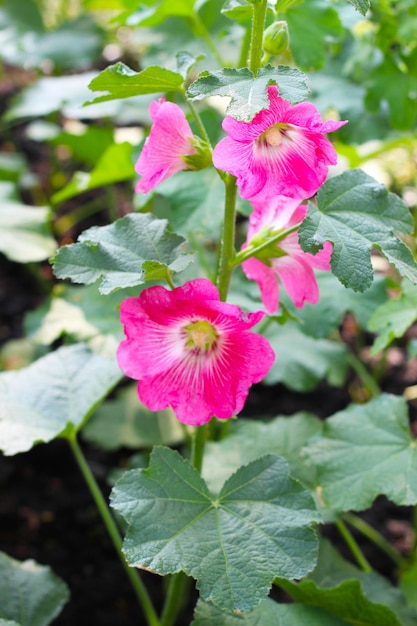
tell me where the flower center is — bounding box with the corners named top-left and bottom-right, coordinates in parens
top-left (257, 123), bottom-right (290, 149)
top-left (184, 320), bottom-right (218, 352)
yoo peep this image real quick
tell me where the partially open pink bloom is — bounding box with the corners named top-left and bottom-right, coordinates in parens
top-left (212, 85), bottom-right (347, 201)
top-left (242, 196), bottom-right (332, 313)
top-left (135, 98), bottom-right (196, 194)
top-left (117, 278), bottom-right (275, 426)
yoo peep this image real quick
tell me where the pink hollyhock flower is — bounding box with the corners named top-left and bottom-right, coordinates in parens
top-left (212, 85), bottom-right (347, 201)
top-left (242, 196), bottom-right (332, 313)
top-left (135, 97), bottom-right (196, 193)
top-left (117, 278), bottom-right (275, 426)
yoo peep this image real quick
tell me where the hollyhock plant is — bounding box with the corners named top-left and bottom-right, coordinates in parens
top-left (242, 196), bottom-right (332, 313)
top-left (117, 278), bottom-right (275, 426)
top-left (135, 97), bottom-right (196, 193)
top-left (212, 85), bottom-right (347, 201)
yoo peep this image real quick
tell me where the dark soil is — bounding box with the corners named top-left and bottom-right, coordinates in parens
top-left (0, 254), bottom-right (415, 625)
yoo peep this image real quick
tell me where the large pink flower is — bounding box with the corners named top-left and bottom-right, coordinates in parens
top-left (242, 196), bottom-right (332, 313)
top-left (117, 279), bottom-right (275, 426)
top-left (212, 85), bottom-right (347, 201)
top-left (135, 98), bottom-right (196, 193)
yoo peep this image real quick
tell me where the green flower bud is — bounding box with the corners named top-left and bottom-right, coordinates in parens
top-left (181, 136), bottom-right (212, 171)
top-left (262, 20), bottom-right (289, 57)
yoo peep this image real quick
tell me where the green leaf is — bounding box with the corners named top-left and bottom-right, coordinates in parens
top-left (176, 50), bottom-right (205, 80)
top-left (264, 321), bottom-right (349, 391)
top-left (299, 169), bottom-right (417, 292)
top-left (0, 551), bottom-right (69, 626)
top-left (52, 213), bottom-right (193, 294)
top-left (304, 393), bottom-right (417, 511)
top-left (111, 446), bottom-right (320, 611)
top-left (365, 55), bottom-right (417, 130)
top-left (0, 202), bottom-right (56, 263)
top-left (368, 280), bottom-right (417, 355)
top-left (278, 538), bottom-right (417, 626)
top-left (130, 0), bottom-right (197, 27)
top-left (51, 142), bottom-right (135, 204)
top-left (400, 559), bottom-right (417, 610)
top-left (86, 63), bottom-right (184, 105)
top-left (286, 0), bottom-right (344, 71)
top-left (203, 413), bottom-right (322, 494)
top-left (187, 65), bottom-right (309, 121)
top-left (0, 344), bottom-right (122, 455)
top-left (289, 273), bottom-right (388, 339)
top-left (192, 597), bottom-right (348, 625)
top-left (82, 384), bottom-right (184, 450)
top-left (346, 0), bottom-right (370, 14)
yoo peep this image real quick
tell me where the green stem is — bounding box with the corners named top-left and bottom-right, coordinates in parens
top-left (183, 92), bottom-right (212, 147)
top-left (216, 175), bottom-right (237, 301)
top-left (191, 423), bottom-right (207, 474)
top-left (346, 351), bottom-right (381, 398)
top-left (192, 13), bottom-right (225, 67)
top-left (67, 434), bottom-right (160, 626)
top-left (249, 0), bottom-right (268, 75)
top-left (233, 223), bottom-right (300, 266)
top-left (335, 518), bottom-right (372, 573)
top-left (343, 512), bottom-right (407, 568)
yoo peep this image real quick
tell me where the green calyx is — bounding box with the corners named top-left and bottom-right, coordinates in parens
top-left (184, 320), bottom-right (218, 351)
top-left (182, 136), bottom-right (212, 171)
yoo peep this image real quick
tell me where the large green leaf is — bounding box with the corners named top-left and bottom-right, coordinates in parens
top-left (52, 213), bottom-right (193, 294)
top-left (86, 63), bottom-right (184, 105)
top-left (187, 65), bottom-right (309, 121)
top-left (304, 393), bottom-right (417, 511)
top-left (347, 0), bottom-right (370, 14)
top-left (0, 203), bottom-right (56, 263)
top-left (51, 142), bottom-right (135, 204)
top-left (82, 384), bottom-right (184, 450)
top-left (278, 539), bottom-right (417, 626)
top-left (286, 0), bottom-right (343, 70)
top-left (264, 321), bottom-right (349, 391)
top-left (111, 446), bottom-right (320, 611)
top-left (367, 279), bottom-right (417, 355)
top-left (0, 552), bottom-right (69, 626)
top-left (202, 413), bottom-right (322, 494)
top-left (299, 169), bottom-right (417, 292)
top-left (192, 598), bottom-right (348, 625)
top-left (0, 344), bottom-right (122, 455)
top-left (129, 0), bottom-right (196, 26)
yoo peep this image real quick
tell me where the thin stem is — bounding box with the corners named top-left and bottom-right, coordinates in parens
top-left (192, 14), bottom-right (225, 67)
top-left (238, 26), bottom-right (252, 68)
top-left (233, 223), bottom-right (300, 266)
top-left (67, 434), bottom-right (160, 626)
top-left (343, 512), bottom-right (407, 568)
top-left (335, 518), bottom-right (372, 573)
top-left (183, 92), bottom-right (212, 147)
top-left (216, 175), bottom-right (237, 301)
top-left (346, 351), bottom-right (381, 398)
top-left (249, 0), bottom-right (268, 75)
top-left (191, 423), bottom-right (207, 474)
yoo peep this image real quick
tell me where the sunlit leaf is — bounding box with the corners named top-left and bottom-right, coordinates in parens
top-left (0, 203), bottom-right (56, 263)
top-left (0, 344), bottom-right (122, 455)
top-left (111, 447), bottom-right (320, 611)
top-left (304, 394), bottom-right (417, 510)
top-left (86, 63), bottom-right (184, 105)
top-left (299, 169), bottom-right (417, 292)
top-left (0, 551), bottom-right (69, 626)
top-left (52, 213), bottom-right (193, 294)
top-left (187, 65), bottom-right (309, 121)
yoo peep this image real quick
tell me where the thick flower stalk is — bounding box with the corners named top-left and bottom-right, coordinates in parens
top-left (135, 97), bottom-right (196, 193)
top-left (242, 196), bottom-right (332, 313)
top-left (117, 278), bottom-right (275, 426)
top-left (212, 85), bottom-right (347, 201)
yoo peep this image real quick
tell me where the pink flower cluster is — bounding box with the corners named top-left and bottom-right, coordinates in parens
top-left (118, 84), bottom-right (346, 424)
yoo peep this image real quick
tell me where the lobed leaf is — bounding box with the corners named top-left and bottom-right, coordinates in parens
top-left (52, 213), bottom-right (193, 294)
top-left (304, 394), bottom-right (417, 511)
top-left (187, 65), bottom-right (309, 121)
top-left (0, 344), bottom-right (122, 455)
top-left (299, 169), bottom-right (417, 292)
top-left (111, 446), bottom-right (320, 611)
top-left (86, 62), bottom-right (184, 104)
top-left (0, 552), bottom-right (69, 626)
